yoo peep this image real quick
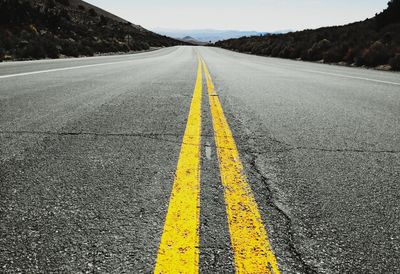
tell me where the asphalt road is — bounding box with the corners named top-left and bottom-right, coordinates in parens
top-left (1, 46), bottom-right (399, 273)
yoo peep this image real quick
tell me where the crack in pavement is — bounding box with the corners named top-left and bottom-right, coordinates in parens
top-left (234, 134), bottom-right (400, 154)
top-left (252, 146), bottom-right (400, 154)
top-left (5, 131), bottom-right (396, 154)
top-left (240, 132), bottom-right (398, 272)
top-left (293, 146), bottom-right (400, 154)
top-left (0, 130), bottom-right (188, 138)
top-left (0, 130), bottom-right (214, 146)
top-left (247, 155), bottom-right (319, 274)
top-left (0, 130), bottom-right (247, 151)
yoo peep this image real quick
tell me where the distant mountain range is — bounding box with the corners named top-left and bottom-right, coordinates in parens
top-left (215, 0), bottom-right (400, 70)
top-left (179, 36), bottom-right (208, 46)
top-left (152, 28), bottom-right (283, 43)
top-left (0, 0), bottom-right (186, 61)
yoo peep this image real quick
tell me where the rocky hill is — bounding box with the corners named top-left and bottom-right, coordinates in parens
top-left (0, 0), bottom-right (187, 61)
top-left (214, 0), bottom-right (400, 70)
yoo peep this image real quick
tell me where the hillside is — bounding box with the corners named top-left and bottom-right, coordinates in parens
top-left (0, 0), bottom-right (186, 61)
top-left (214, 0), bottom-right (400, 71)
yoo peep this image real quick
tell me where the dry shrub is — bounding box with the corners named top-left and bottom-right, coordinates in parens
top-left (389, 53), bottom-right (400, 70)
top-left (363, 41), bottom-right (390, 66)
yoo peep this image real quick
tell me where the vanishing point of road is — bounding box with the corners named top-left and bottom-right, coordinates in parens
top-left (1, 46), bottom-right (399, 273)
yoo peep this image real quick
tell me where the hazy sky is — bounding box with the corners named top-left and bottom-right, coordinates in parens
top-left (86, 0), bottom-right (389, 31)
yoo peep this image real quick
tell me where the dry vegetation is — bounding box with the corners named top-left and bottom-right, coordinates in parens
top-left (0, 0), bottom-right (186, 61)
top-left (214, 0), bottom-right (400, 70)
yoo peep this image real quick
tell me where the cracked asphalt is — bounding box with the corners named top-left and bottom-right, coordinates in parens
top-left (1, 46), bottom-right (400, 273)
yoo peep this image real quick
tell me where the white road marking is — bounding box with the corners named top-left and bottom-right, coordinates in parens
top-left (0, 60), bottom-right (138, 79)
top-left (300, 69), bottom-right (400, 86)
top-left (205, 142), bottom-right (212, 160)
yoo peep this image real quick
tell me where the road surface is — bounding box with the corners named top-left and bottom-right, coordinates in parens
top-left (1, 46), bottom-right (399, 273)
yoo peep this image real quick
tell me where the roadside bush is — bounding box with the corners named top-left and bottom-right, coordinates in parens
top-left (93, 40), bottom-right (111, 52)
top-left (0, 47), bottom-right (5, 62)
top-left (142, 42), bottom-right (150, 50)
top-left (88, 8), bottom-right (97, 17)
top-left (119, 43), bottom-right (130, 52)
top-left (306, 39), bottom-right (331, 61)
top-left (363, 41), bottom-right (390, 66)
top-left (46, 0), bottom-right (55, 9)
top-left (134, 41), bottom-right (150, 51)
top-left (323, 46), bottom-right (346, 63)
top-left (78, 44), bottom-right (94, 56)
top-left (271, 45), bottom-right (283, 57)
top-left (60, 41), bottom-right (79, 57)
top-left (99, 15), bottom-right (108, 26)
top-left (59, 9), bottom-right (71, 21)
top-left (344, 48), bottom-right (358, 64)
top-left (17, 41), bottom-right (46, 59)
top-left (80, 37), bottom-right (94, 47)
top-left (42, 38), bottom-right (59, 58)
top-left (316, 39), bottom-right (332, 50)
top-left (389, 53), bottom-right (400, 70)
top-left (55, 0), bottom-right (70, 6)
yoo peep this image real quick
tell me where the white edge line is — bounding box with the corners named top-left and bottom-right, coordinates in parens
top-left (216, 47), bottom-right (400, 86)
top-left (0, 59), bottom-right (138, 79)
top-left (2, 54), bottom-right (399, 86)
top-left (300, 69), bottom-right (400, 86)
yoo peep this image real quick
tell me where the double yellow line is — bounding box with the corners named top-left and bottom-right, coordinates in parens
top-left (155, 57), bottom-right (280, 274)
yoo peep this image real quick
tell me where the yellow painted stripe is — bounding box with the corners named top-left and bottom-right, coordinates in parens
top-left (201, 58), bottom-right (280, 274)
top-left (154, 58), bottom-right (203, 274)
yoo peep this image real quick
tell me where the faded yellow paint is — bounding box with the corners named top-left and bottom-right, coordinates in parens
top-left (201, 58), bottom-right (280, 274)
top-left (154, 59), bottom-right (203, 274)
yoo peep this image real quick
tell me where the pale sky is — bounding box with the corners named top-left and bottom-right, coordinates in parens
top-left (86, 0), bottom-right (389, 32)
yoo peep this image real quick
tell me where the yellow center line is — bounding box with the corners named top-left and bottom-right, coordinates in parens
top-left (154, 58), bottom-right (203, 274)
top-left (201, 57), bottom-right (280, 274)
